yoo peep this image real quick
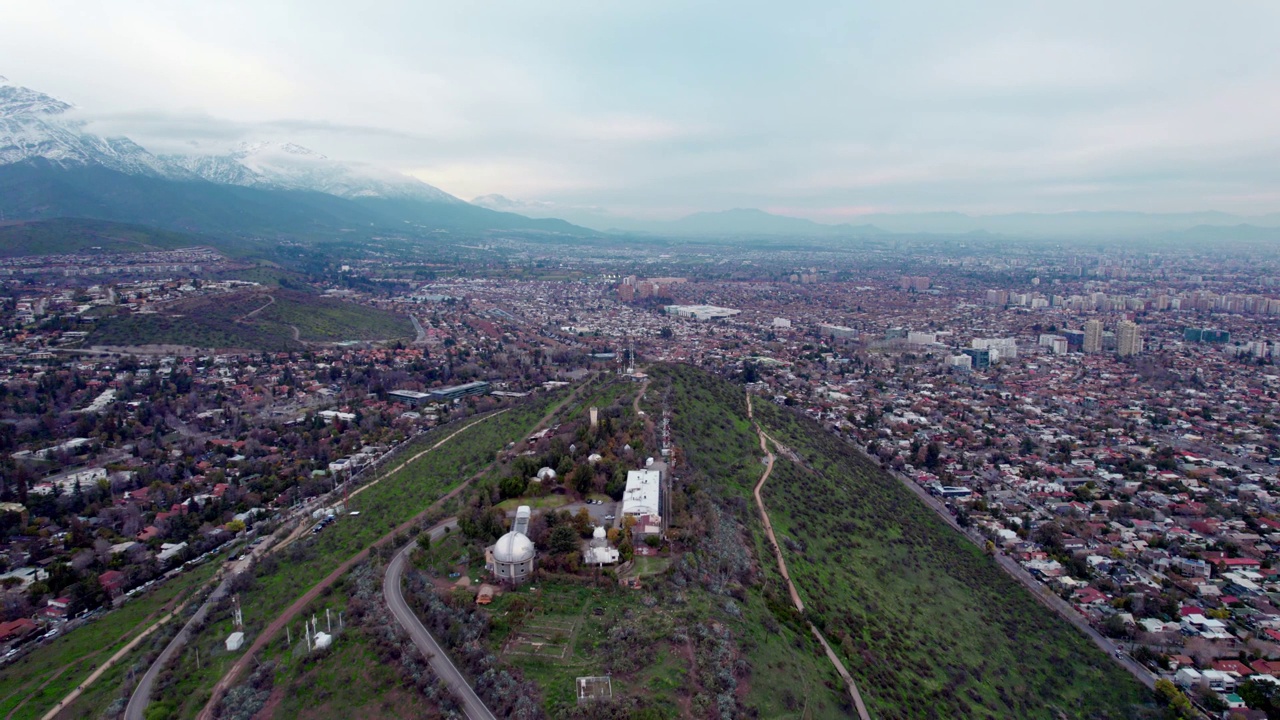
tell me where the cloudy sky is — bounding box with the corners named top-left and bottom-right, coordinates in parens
top-left (3, 1), bottom-right (1280, 220)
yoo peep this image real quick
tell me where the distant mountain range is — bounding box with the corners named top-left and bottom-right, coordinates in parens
top-left (3, 76), bottom-right (1279, 245)
top-left (0, 78), bottom-right (588, 239)
top-left (476, 195), bottom-right (1280, 240)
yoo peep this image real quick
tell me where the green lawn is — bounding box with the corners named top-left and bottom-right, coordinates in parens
top-left (495, 495), bottom-right (569, 512)
top-left (90, 288), bottom-right (413, 350)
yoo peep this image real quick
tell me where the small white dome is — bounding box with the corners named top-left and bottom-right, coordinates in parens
top-left (494, 531), bottom-right (535, 563)
top-left (593, 526), bottom-right (606, 539)
top-left (588, 453), bottom-right (603, 464)
top-left (537, 467), bottom-right (557, 480)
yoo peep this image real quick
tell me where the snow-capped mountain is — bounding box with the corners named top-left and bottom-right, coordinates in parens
top-left (0, 77), bottom-right (461, 204)
top-left (0, 78), bottom-right (175, 177)
top-left (162, 141), bottom-right (464, 204)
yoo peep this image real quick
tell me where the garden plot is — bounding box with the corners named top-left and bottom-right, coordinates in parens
top-left (504, 616), bottom-right (578, 660)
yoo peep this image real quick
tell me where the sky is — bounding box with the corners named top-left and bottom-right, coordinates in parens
top-left (3, 0), bottom-right (1280, 221)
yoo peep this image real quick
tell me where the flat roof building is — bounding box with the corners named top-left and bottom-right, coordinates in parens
top-left (428, 381), bottom-right (491, 402)
top-left (388, 390), bottom-right (432, 406)
top-left (665, 305), bottom-right (741, 321)
top-left (622, 469), bottom-right (662, 522)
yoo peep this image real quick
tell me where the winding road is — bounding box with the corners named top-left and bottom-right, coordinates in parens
top-left (123, 541), bottom-right (275, 720)
top-left (384, 522), bottom-right (496, 720)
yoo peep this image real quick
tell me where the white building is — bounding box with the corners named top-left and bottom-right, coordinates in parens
top-left (972, 337), bottom-right (1017, 361)
top-left (665, 305), bottom-right (741, 321)
top-left (622, 469), bottom-right (662, 522)
top-left (490, 509), bottom-right (536, 585)
top-left (584, 525), bottom-right (619, 565)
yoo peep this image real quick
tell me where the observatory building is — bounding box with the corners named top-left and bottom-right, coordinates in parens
top-left (488, 505), bottom-right (535, 584)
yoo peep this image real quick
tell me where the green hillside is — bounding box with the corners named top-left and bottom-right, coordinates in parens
top-left (89, 288), bottom-right (413, 350)
top-left (649, 364), bottom-right (1149, 720)
top-left (0, 218), bottom-right (227, 257)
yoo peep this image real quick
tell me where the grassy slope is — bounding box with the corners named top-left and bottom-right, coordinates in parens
top-left (89, 287), bottom-right (413, 350)
top-left (257, 289), bottom-right (413, 342)
top-left (148, 393), bottom-right (564, 719)
top-left (637, 369), bottom-right (854, 719)
top-left (652, 363), bottom-right (1147, 720)
top-left (0, 557), bottom-right (222, 720)
top-left (0, 218), bottom-right (220, 257)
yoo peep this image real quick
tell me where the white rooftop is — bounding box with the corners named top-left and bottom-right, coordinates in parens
top-left (622, 469), bottom-right (661, 519)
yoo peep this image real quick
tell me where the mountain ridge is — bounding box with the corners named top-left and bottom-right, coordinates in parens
top-left (0, 78), bottom-right (593, 239)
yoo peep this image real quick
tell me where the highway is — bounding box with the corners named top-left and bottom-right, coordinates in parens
top-left (383, 520), bottom-right (497, 720)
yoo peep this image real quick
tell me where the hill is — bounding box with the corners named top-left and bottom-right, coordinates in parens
top-left (0, 218), bottom-right (231, 257)
top-left (88, 288), bottom-right (414, 350)
top-left (649, 364), bottom-right (1148, 719)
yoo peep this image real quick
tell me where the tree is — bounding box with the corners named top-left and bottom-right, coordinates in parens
top-left (67, 575), bottom-right (109, 617)
top-left (499, 475), bottom-right (527, 500)
top-left (548, 525), bottom-right (579, 555)
top-left (1032, 522), bottom-right (1064, 554)
top-left (1153, 678), bottom-right (1195, 720)
top-left (1238, 678), bottom-right (1280, 717)
top-left (572, 507), bottom-right (593, 537)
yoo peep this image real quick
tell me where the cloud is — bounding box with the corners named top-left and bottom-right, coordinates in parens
top-left (3, 1), bottom-right (1280, 217)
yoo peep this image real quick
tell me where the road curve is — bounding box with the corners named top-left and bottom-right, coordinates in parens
top-left (123, 578), bottom-right (230, 720)
top-left (124, 541), bottom-right (274, 720)
top-left (384, 521), bottom-right (496, 720)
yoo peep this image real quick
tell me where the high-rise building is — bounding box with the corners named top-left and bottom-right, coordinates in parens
top-left (961, 348), bottom-right (991, 370)
top-left (1062, 330), bottom-right (1086, 353)
top-left (1117, 321), bottom-right (1142, 357)
top-left (1083, 320), bottom-right (1103, 353)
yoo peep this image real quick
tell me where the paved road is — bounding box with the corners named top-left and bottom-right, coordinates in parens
top-left (384, 521), bottom-right (496, 720)
top-left (124, 541), bottom-right (274, 720)
top-left (883, 456), bottom-right (1158, 690)
top-left (410, 314), bottom-right (428, 344)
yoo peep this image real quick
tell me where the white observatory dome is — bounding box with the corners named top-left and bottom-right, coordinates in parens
top-left (494, 531), bottom-right (535, 563)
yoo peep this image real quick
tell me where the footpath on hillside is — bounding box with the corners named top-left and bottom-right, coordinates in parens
top-left (746, 392), bottom-right (872, 720)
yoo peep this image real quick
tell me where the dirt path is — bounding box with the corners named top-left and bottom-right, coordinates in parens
top-left (745, 393), bottom-right (872, 720)
top-left (238, 294), bottom-right (275, 322)
top-left (347, 411), bottom-right (508, 505)
top-left (42, 607), bottom-right (180, 720)
top-left (632, 377), bottom-right (650, 415)
top-left (6, 572), bottom-right (213, 720)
